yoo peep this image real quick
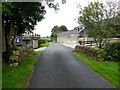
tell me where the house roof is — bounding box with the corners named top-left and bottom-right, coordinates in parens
top-left (57, 26), bottom-right (85, 37)
top-left (57, 30), bottom-right (78, 36)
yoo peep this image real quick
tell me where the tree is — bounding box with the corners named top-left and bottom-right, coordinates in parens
top-left (2, 2), bottom-right (45, 47)
top-left (51, 25), bottom-right (68, 42)
top-left (48, 2), bottom-right (60, 13)
top-left (2, 2), bottom-right (46, 61)
top-left (78, 2), bottom-right (120, 48)
top-left (59, 25), bottom-right (68, 31)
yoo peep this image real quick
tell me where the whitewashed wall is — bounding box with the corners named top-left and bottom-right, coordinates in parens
top-left (57, 34), bottom-right (78, 44)
top-left (33, 39), bottom-right (38, 49)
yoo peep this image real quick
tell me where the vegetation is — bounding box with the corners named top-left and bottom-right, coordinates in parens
top-left (2, 2), bottom-right (46, 62)
top-left (73, 52), bottom-right (119, 88)
top-left (38, 36), bottom-right (52, 47)
top-left (32, 51), bottom-right (43, 55)
top-left (2, 51), bottom-right (42, 88)
top-left (41, 37), bottom-right (51, 41)
top-left (101, 41), bottom-right (120, 61)
top-left (48, 2), bottom-right (60, 13)
top-left (38, 39), bottom-right (47, 44)
top-left (0, 62), bottom-right (1, 89)
top-left (78, 2), bottom-right (120, 48)
top-left (39, 42), bottom-right (50, 47)
top-left (51, 25), bottom-right (68, 42)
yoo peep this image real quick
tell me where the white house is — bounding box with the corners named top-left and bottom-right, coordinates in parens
top-left (57, 25), bottom-right (88, 44)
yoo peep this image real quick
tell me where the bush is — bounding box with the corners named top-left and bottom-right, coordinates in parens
top-left (38, 39), bottom-right (47, 44)
top-left (47, 39), bottom-right (53, 42)
top-left (102, 42), bottom-right (120, 61)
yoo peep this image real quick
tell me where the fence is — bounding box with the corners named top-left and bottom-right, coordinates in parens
top-left (78, 38), bottom-right (120, 47)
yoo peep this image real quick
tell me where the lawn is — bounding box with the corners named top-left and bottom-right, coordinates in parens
top-left (73, 52), bottom-right (119, 88)
top-left (41, 37), bottom-right (51, 40)
top-left (2, 51), bottom-right (42, 88)
top-left (32, 51), bottom-right (43, 55)
top-left (39, 42), bottom-right (50, 47)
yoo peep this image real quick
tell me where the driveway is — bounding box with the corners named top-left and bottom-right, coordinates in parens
top-left (28, 43), bottom-right (115, 88)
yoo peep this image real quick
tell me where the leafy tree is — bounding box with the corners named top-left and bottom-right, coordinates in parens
top-left (48, 2), bottom-right (60, 13)
top-left (78, 2), bottom-right (120, 48)
top-left (51, 25), bottom-right (68, 42)
top-left (2, 2), bottom-right (46, 61)
top-left (59, 25), bottom-right (68, 31)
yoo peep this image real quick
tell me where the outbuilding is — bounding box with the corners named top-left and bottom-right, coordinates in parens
top-left (57, 25), bottom-right (88, 44)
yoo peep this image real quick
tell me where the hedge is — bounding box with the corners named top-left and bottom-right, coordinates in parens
top-left (75, 41), bottom-right (120, 62)
top-left (38, 39), bottom-right (53, 44)
top-left (38, 39), bottom-right (47, 44)
top-left (102, 42), bottom-right (120, 61)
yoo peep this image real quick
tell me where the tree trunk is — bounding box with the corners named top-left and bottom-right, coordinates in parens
top-left (11, 29), bottom-right (18, 46)
top-left (4, 24), bottom-right (9, 51)
top-left (4, 22), bottom-right (13, 62)
top-left (7, 22), bottom-right (13, 48)
top-left (98, 38), bottom-right (103, 48)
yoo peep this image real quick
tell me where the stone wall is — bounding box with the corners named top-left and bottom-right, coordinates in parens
top-left (75, 45), bottom-right (104, 61)
top-left (9, 45), bottom-right (33, 67)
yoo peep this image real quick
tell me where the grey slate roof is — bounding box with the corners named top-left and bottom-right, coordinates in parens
top-left (57, 30), bottom-right (78, 37)
top-left (57, 26), bottom-right (84, 37)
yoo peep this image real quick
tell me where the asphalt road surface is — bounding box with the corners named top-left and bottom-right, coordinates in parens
top-left (28, 43), bottom-right (115, 88)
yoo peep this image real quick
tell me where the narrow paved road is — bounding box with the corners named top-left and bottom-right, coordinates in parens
top-left (28, 43), bottom-right (115, 88)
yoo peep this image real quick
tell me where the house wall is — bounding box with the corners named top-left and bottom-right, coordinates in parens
top-left (33, 39), bottom-right (38, 48)
top-left (57, 34), bottom-right (78, 44)
top-left (22, 40), bottom-right (32, 46)
top-left (57, 27), bottom-right (87, 44)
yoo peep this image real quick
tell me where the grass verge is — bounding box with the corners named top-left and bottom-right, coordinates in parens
top-left (32, 51), bottom-right (43, 55)
top-left (2, 51), bottom-right (42, 88)
top-left (73, 52), bottom-right (119, 88)
top-left (39, 42), bottom-right (51, 47)
top-left (40, 37), bottom-right (51, 40)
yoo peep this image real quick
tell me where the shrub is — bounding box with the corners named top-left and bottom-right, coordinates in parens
top-left (47, 39), bottom-right (53, 42)
top-left (102, 42), bottom-right (120, 61)
top-left (38, 39), bottom-right (47, 44)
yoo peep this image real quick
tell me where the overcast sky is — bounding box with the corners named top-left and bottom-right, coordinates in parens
top-left (33, 0), bottom-right (114, 37)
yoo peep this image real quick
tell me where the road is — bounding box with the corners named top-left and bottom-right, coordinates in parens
top-left (28, 43), bottom-right (115, 88)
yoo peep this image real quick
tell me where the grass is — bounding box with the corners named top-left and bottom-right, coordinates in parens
top-left (73, 52), bottom-right (119, 88)
top-left (0, 62), bottom-right (2, 89)
top-left (41, 37), bottom-right (51, 40)
top-left (32, 51), bottom-right (43, 55)
top-left (39, 42), bottom-right (50, 47)
top-left (2, 51), bottom-right (42, 88)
